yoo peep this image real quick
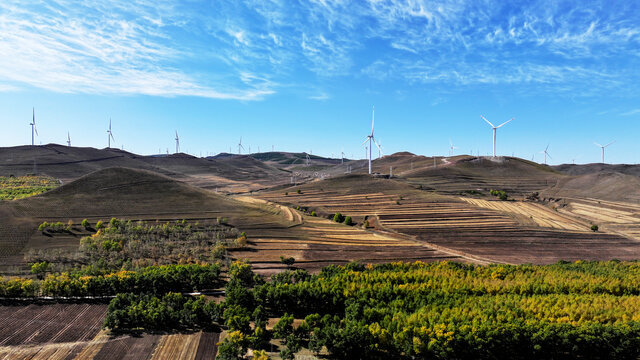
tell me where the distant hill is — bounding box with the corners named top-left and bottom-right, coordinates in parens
top-left (0, 145), bottom-right (290, 190)
top-left (542, 171), bottom-right (640, 203)
top-left (553, 163), bottom-right (640, 177)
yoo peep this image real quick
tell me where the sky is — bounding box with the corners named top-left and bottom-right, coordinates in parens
top-left (0, 0), bottom-right (639, 164)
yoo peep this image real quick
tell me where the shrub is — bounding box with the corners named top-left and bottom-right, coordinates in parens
top-left (280, 256), bottom-right (296, 267)
top-left (591, 224), bottom-right (599, 232)
top-left (212, 243), bottom-right (226, 259)
top-left (344, 216), bottom-right (353, 226)
top-left (96, 220), bottom-right (104, 229)
top-left (297, 189), bottom-right (302, 194)
top-left (311, 211), bottom-right (317, 217)
top-left (285, 192), bottom-right (288, 196)
top-left (81, 219), bottom-right (90, 228)
top-left (333, 213), bottom-right (345, 223)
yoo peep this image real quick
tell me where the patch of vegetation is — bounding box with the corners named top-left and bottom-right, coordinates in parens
top-left (591, 224), bottom-right (599, 232)
top-left (0, 175), bottom-right (59, 200)
top-left (280, 256), bottom-right (296, 267)
top-left (490, 189), bottom-right (509, 201)
top-left (461, 189), bottom-right (484, 196)
top-left (333, 212), bottom-right (345, 223)
top-left (27, 218), bottom-right (241, 271)
top-left (344, 216), bottom-right (353, 226)
top-left (0, 263), bottom-right (222, 298)
top-left (253, 260), bottom-right (640, 359)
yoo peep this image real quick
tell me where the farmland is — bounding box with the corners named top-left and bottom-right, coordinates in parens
top-left (0, 175), bottom-right (59, 200)
top-left (257, 174), bottom-right (640, 264)
top-left (0, 303), bottom-right (221, 359)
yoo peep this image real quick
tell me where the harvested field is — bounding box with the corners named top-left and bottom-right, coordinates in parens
top-left (230, 194), bottom-right (463, 273)
top-left (258, 176), bottom-right (640, 264)
top-left (0, 303), bottom-right (106, 347)
top-left (560, 198), bottom-right (640, 241)
top-left (459, 197), bottom-right (588, 231)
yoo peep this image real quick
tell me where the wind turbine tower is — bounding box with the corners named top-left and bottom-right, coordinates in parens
top-left (341, 149), bottom-right (345, 165)
top-left (481, 115), bottom-right (513, 157)
top-left (449, 139), bottom-right (458, 156)
top-left (238, 137), bottom-right (244, 154)
top-left (594, 141), bottom-right (615, 163)
top-left (30, 108), bottom-right (38, 146)
top-left (540, 144), bottom-right (552, 165)
top-left (67, 132), bottom-right (71, 147)
top-left (362, 106), bottom-right (382, 174)
top-left (175, 131), bottom-right (180, 153)
top-left (107, 119), bottom-right (115, 148)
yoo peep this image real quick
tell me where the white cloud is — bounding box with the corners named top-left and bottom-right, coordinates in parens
top-left (621, 109), bottom-right (640, 116)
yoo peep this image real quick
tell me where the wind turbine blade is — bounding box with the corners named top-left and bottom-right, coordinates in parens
top-left (547, 152), bottom-right (552, 159)
top-left (545, 143), bottom-right (549, 151)
top-left (594, 142), bottom-right (603, 147)
top-left (480, 115), bottom-right (495, 128)
top-left (604, 141), bottom-right (615, 147)
top-left (110, 133), bottom-right (115, 141)
top-left (496, 118), bottom-right (514, 128)
top-left (34, 126), bottom-right (38, 136)
top-left (361, 137), bottom-right (370, 146)
top-left (371, 105), bottom-right (375, 135)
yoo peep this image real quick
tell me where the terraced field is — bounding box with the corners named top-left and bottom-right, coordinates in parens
top-left (0, 304), bottom-right (220, 360)
top-left (459, 197), bottom-right (588, 231)
top-left (259, 181), bottom-right (640, 264)
top-left (560, 198), bottom-right (640, 241)
top-left (231, 195), bottom-right (463, 273)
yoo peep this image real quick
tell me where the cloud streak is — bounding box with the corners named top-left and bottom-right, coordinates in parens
top-left (0, 0), bottom-right (638, 99)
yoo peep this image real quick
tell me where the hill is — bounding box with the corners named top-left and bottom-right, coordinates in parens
top-left (0, 145), bottom-right (290, 192)
top-left (553, 163), bottom-right (640, 177)
top-left (365, 155), bottom-right (561, 196)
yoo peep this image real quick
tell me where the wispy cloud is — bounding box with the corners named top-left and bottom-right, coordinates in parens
top-left (621, 109), bottom-right (640, 116)
top-left (0, 0), bottom-right (638, 99)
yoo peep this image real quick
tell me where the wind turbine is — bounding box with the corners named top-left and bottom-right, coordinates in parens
top-left (540, 144), bottom-right (552, 165)
top-left (238, 137), bottom-right (244, 154)
top-left (362, 105), bottom-right (381, 174)
top-left (306, 153), bottom-right (310, 166)
top-left (377, 140), bottom-right (384, 159)
top-left (481, 115), bottom-right (514, 157)
top-left (449, 139), bottom-right (458, 156)
top-left (30, 108), bottom-right (38, 146)
top-left (341, 149), bottom-right (345, 164)
top-left (67, 132), bottom-right (71, 147)
top-left (175, 131), bottom-right (180, 153)
top-left (594, 141), bottom-right (615, 163)
top-left (107, 119), bottom-right (115, 148)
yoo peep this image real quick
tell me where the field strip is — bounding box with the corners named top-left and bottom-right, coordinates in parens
top-left (459, 198), bottom-right (588, 231)
top-left (249, 239), bottom-right (417, 247)
top-left (73, 330), bottom-right (114, 360)
top-left (0, 330), bottom-right (112, 360)
top-left (568, 203), bottom-right (638, 224)
top-left (234, 196), bottom-right (302, 225)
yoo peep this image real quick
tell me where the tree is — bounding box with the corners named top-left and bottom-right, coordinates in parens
top-left (333, 213), bottom-right (345, 223)
top-left (591, 224), bottom-right (599, 232)
top-left (96, 220), bottom-right (105, 229)
top-left (81, 219), bottom-right (90, 229)
top-left (344, 216), bottom-right (353, 226)
top-left (280, 256), bottom-right (296, 267)
top-left (30, 262), bottom-right (49, 279)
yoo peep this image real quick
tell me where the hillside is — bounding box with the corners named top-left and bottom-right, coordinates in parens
top-left (553, 163), bottom-right (640, 177)
top-left (542, 171), bottom-right (640, 203)
top-left (0, 145), bottom-right (290, 192)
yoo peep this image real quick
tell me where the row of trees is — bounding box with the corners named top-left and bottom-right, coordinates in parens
top-left (0, 263), bottom-right (222, 298)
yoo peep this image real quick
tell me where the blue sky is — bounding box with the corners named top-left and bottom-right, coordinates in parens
top-left (0, 0), bottom-right (638, 164)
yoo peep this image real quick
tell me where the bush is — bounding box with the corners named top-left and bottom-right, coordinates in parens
top-left (490, 189), bottom-right (508, 201)
top-left (310, 211), bottom-right (317, 217)
top-left (280, 256), bottom-right (296, 267)
top-left (591, 224), bottom-right (599, 232)
top-left (333, 213), bottom-right (345, 223)
top-left (81, 219), bottom-right (90, 229)
top-left (344, 216), bottom-right (353, 226)
top-left (297, 189), bottom-right (302, 194)
top-left (96, 220), bottom-right (104, 229)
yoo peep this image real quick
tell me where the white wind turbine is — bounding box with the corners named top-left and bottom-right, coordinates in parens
top-left (238, 137), bottom-right (244, 154)
top-left (362, 106), bottom-right (381, 174)
top-left (449, 139), bottom-right (458, 156)
top-left (540, 144), bottom-right (552, 165)
top-left (67, 132), bottom-right (71, 147)
top-left (341, 148), bottom-right (345, 164)
top-left (175, 131), bottom-right (180, 153)
top-left (481, 115), bottom-right (514, 157)
top-left (30, 108), bottom-right (38, 146)
top-left (107, 118), bottom-right (115, 148)
top-left (594, 141), bottom-right (615, 163)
